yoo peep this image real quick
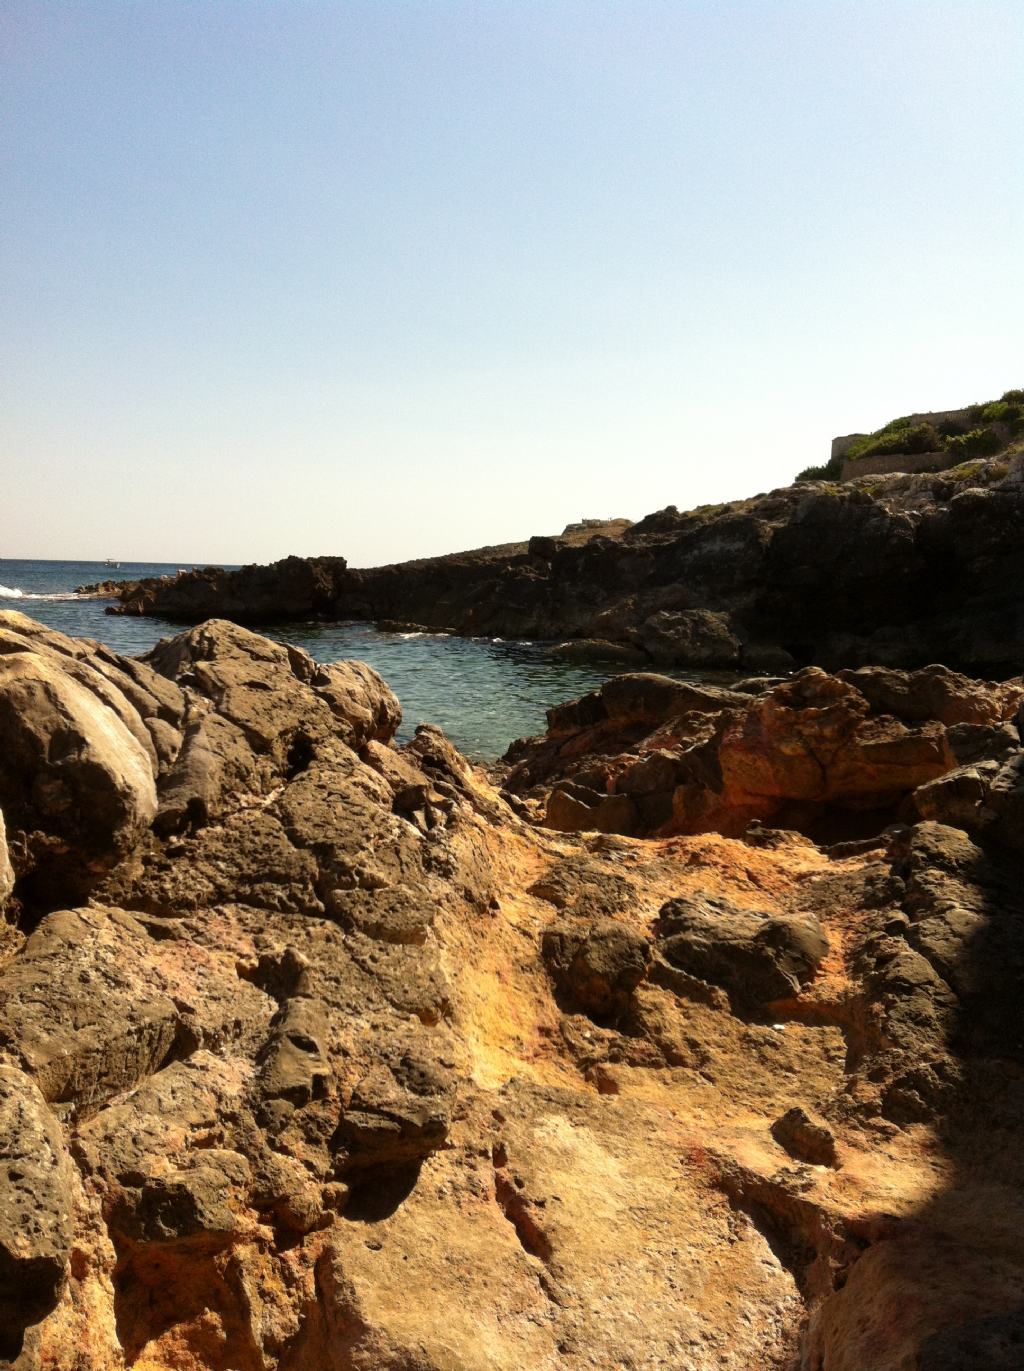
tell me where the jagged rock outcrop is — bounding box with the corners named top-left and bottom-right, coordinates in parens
top-left (106, 451), bottom-right (1024, 674)
top-left (504, 663), bottom-right (1023, 841)
top-left (2, 608), bottom-right (1024, 1369)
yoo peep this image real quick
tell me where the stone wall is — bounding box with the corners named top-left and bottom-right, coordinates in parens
top-left (834, 406), bottom-right (978, 479)
top-left (841, 447), bottom-right (953, 481)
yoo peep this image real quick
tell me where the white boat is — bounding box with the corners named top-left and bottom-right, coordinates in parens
top-left (104, 559), bottom-right (120, 568)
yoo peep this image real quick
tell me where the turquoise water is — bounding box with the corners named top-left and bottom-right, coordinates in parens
top-left (0, 558), bottom-right (666, 760)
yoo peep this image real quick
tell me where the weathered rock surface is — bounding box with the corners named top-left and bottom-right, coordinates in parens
top-left (0, 1065), bottom-right (74, 1359)
top-left (0, 651), bottom-right (158, 903)
top-left (2, 611), bottom-right (1024, 1369)
top-left (655, 894), bottom-right (829, 1009)
top-left (0, 810), bottom-right (13, 914)
top-left (107, 452), bottom-right (1024, 673)
top-left (541, 916), bottom-right (653, 1019)
top-left (504, 663), bottom-right (1022, 841)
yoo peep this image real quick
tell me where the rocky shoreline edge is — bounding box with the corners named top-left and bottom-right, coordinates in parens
top-left (2, 605), bottom-right (1024, 1368)
top-left (81, 450), bottom-right (1024, 677)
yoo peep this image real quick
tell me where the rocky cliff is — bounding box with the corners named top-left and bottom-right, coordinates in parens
top-left (2, 607), bottom-right (1024, 1369)
top-left (107, 452), bottom-right (1024, 675)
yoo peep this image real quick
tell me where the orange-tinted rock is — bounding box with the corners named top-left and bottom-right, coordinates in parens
top-left (716, 668), bottom-right (953, 813)
top-left (508, 665), bottom-right (996, 840)
top-left (0, 612), bottom-right (1022, 1370)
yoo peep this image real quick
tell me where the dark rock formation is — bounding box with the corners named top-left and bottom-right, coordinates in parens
top-left (541, 917), bottom-right (653, 1019)
top-left (654, 894), bottom-right (829, 1009)
top-left (771, 1106), bottom-right (838, 1167)
top-left (106, 452), bottom-right (1024, 674)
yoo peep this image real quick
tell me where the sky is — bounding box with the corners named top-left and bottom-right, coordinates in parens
top-left (2, 1), bottom-right (1022, 566)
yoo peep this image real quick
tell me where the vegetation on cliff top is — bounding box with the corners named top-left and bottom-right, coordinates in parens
top-left (796, 386), bottom-right (1023, 483)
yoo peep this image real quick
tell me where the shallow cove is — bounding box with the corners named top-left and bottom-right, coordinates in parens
top-left (0, 559), bottom-right (728, 760)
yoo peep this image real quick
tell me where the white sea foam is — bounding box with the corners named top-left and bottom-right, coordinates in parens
top-left (0, 585), bottom-right (83, 602)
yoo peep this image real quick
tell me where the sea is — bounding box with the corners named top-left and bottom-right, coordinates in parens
top-left (0, 557), bottom-right (689, 762)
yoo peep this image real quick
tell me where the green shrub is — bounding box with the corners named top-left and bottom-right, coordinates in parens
top-left (1000, 388), bottom-right (1024, 404)
top-left (843, 416), bottom-right (913, 462)
top-left (945, 426), bottom-right (1003, 459)
top-left (980, 400), bottom-right (1022, 423)
top-left (847, 421), bottom-right (943, 462)
top-left (945, 459), bottom-right (986, 482)
top-left (795, 463), bottom-right (834, 482)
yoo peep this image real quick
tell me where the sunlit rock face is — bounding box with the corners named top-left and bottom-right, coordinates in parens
top-left (1, 609), bottom-right (1024, 1370)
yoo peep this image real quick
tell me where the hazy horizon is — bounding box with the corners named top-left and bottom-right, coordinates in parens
top-left (4, 1), bottom-right (1022, 565)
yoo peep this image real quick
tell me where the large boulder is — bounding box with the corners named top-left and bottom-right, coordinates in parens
top-left (139, 620), bottom-right (401, 835)
top-left (638, 609), bottom-right (743, 667)
top-left (508, 665), bottom-right (977, 840)
top-left (0, 610), bottom-right (187, 768)
top-left (716, 668), bottom-right (953, 811)
top-left (145, 619), bottom-right (400, 760)
top-left (837, 663), bottom-right (1023, 726)
top-left (0, 649), bottom-right (158, 904)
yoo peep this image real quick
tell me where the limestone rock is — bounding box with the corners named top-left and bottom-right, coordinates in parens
top-left (0, 905), bottom-right (268, 1111)
top-left (506, 664), bottom-right (979, 841)
top-left (0, 809), bottom-right (13, 913)
top-left (638, 608), bottom-right (743, 666)
top-left (985, 753), bottom-right (1024, 854)
top-left (113, 1149), bottom-right (251, 1248)
top-left (541, 917), bottom-right (653, 1018)
top-left (836, 662), bottom-right (1022, 726)
top-left (717, 668), bottom-right (953, 810)
top-left (0, 1065), bottom-right (73, 1359)
top-left (0, 610), bottom-right (1022, 1369)
top-left (145, 618), bottom-right (400, 758)
top-left (770, 1106), bottom-right (838, 1167)
top-left (655, 894), bottom-right (828, 1008)
top-left (257, 997), bottom-right (331, 1114)
top-left (333, 1048), bottom-right (455, 1175)
top-left (0, 650), bottom-right (158, 903)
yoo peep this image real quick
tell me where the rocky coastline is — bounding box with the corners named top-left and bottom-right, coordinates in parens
top-left (94, 452), bottom-right (1024, 676)
top-left (2, 601), bottom-right (1024, 1369)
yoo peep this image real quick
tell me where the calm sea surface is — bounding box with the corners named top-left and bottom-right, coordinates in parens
top-left (0, 557), bottom-right (711, 761)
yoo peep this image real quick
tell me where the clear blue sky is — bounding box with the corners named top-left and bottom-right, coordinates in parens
top-left (3, 1), bottom-right (1021, 565)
